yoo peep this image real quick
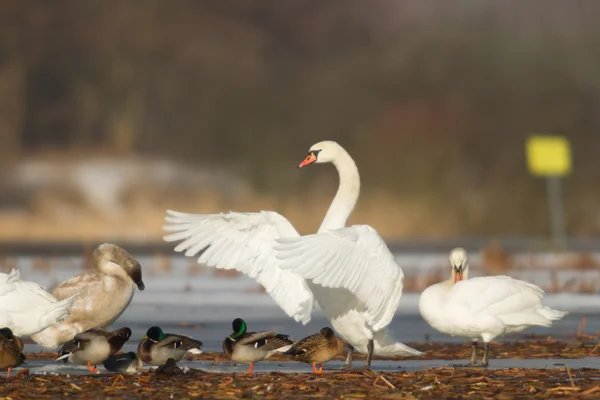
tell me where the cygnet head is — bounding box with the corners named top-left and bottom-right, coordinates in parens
top-left (298, 141), bottom-right (344, 168)
top-left (449, 247), bottom-right (469, 283)
top-left (93, 244), bottom-right (145, 290)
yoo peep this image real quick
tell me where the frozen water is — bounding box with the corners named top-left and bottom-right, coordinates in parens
top-left (5, 253), bottom-right (600, 363)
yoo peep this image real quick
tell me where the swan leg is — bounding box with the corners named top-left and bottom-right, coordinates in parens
top-left (470, 340), bottom-right (478, 366)
top-left (481, 343), bottom-right (490, 367)
top-left (342, 344), bottom-right (354, 370)
top-left (364, 339), bottom-right (374, 370)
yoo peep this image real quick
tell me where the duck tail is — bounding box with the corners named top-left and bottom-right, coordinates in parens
top-left (373, 329), bottom-right (423, 357)
top-left (282, 345), bottom-right (303, 357)
top-left (182, 338), bottom-right (203, 354)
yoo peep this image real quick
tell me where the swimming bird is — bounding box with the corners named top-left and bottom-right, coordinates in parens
top-left (0, 328), bottom-right (26, 378)
top-left (56, 326), bottom-right (132, 372)
top-left (137, 326), bottom-right (203, 366)
top-left (223, 318), bottom-right (293, 374)
top-left (31, 244), bottom-right (145, 348)
top-left (103, 351), bottom-right (142, 373)
top-left (164, 141), bottom-right (421, 370)
top-left (284, 327), bottom-right (344, 374)
top-left (0, 269), bottom-right (77, 337)
top-left (419, 248), bottom-right (568, 367)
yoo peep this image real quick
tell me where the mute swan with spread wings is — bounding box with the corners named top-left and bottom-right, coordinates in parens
top-left (163, 141), bottom-right (421, 369)
top-left (419, 248), bottom-right (567, 367)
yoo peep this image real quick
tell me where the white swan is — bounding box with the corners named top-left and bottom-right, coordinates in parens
top-left (418, 247), bottom-right (567, 367)
top-left (163, 140), bottom-right (422, 369)
top-left (0, 269), bottom-right (77, 337)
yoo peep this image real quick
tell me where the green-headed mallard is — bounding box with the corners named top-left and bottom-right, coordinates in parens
top-left (223, 318), bottom-right (293, 374)
top-left (0, 327), bottom-right (25, 378)
top-left (137, 326), bottom-right (203, 366)
top-left (31, 244), bottom-right (145, 349)
top-left (55, 326), bottom-right (132, 373)
top-left (284, 327), bottom-right (344, 374)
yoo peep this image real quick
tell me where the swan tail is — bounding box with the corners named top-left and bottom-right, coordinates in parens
top-left (500, 306), bottom-right (567, 329)
top-left (37, 294), bottom-right (77, 328)
top-left (7, 268), bottom-right (20, 282)
top-left (537, 306), bottom-right (568, 321)
top-left (500, 313), bottom-right (552, 328)
top-left (373, 329), bottom-right (423, 357)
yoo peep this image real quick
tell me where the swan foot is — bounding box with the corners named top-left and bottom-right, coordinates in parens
top-left (450, 363), bottom-right (479, 368)
top-left (342, 344), bottom-right (354, 370)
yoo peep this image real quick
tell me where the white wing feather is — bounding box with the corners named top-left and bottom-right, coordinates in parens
top-left (446, 276), bottom-right (548, 315)
top-left (275, 225), bottom-right (404, 331)
top-left (163, 210), bottom-right (314, 324)
top-left (0, 269), bottom-right (62, 311)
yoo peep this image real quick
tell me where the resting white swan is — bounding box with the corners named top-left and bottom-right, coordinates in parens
top-left (418, 248), bottom-right (567, 367)
top-left (0, 269), bottom-right (77, 337)
top-left (163, 140), bottom-right (421, 369)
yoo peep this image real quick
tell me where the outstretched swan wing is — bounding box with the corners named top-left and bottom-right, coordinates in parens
top-left (163, 210), bottom-right (314, 324)
top-left (275, 225), bottom-right (404, 331)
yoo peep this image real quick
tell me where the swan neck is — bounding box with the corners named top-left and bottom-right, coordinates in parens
top-left (318, 150), bottom-right (360, 231)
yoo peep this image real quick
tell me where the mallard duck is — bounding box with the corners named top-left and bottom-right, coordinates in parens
top-left (103, 351), bottom-right (142, 373)
top-left (222, 318), bottom-right (293, 374)
top-left (137, 326), bottom-right (203, 366)
top-left (31, 244), bottom-right (145, 349)
top-left (0, 328), bottom-right (26, 378)
top-left (0, 269), bottom-right (77, 337)
top-left (283, 327), bottom-right (344, 374)
top-left (55, 326), bottom-right (132, 372)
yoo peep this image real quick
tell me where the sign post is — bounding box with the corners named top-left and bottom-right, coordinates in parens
top-left (525, 135), bottom-right (572, 249)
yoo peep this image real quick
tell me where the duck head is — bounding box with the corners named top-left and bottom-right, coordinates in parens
top-left (113, 327), bottom-right (132, 340)
top-left (228, 318), bottom-right (247, 341)
top-left (449, 247), bottom-right (469, 283)
top-left (319, 327), bottom-right (335, 339)
top-left (94, 244), bottom-right (145, 290)
top-left (0, 327), bottom-right (14, 340)
top-left (142, 326), bottom-right (164, 342)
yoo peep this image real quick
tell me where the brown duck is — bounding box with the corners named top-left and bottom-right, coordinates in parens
top-left (284, 327), bottom-right (344, 374)
top-left (0, 327), bottom-right (26, 378)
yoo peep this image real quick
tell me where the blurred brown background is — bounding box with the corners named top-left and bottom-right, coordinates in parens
top-left (1, 0), bottom-right (599, 243)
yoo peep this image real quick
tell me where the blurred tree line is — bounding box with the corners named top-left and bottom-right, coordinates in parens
top-left (1, 0), bottom-right (600, 236)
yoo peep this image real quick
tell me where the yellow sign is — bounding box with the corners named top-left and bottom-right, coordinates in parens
top-left (526, 135), bottom-right (572, 176)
